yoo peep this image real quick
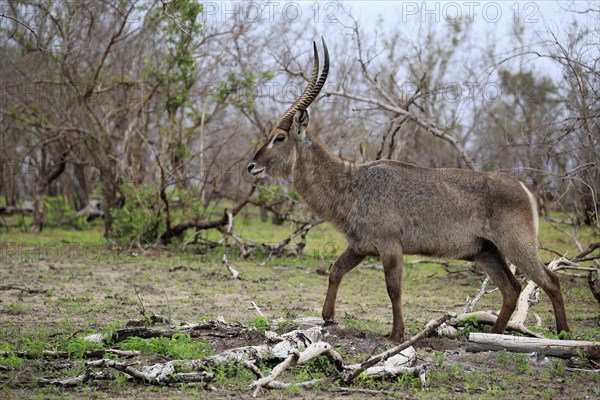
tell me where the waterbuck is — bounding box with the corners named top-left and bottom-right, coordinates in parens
top-left (247, 39), bottom-right (570, 342)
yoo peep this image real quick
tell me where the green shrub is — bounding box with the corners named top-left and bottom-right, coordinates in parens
top-left (44, 196), bottom-right (75, 226)
top-left (251, 316), bottom-right (270, 331)
top-left (0, 353), bottom-right (24, 369)
top-left (110, 184), bottom-right (165, 245)
top-left (65, 337), bottom-right (104, 359)
top-left (457, 315), bottom-right (485, 338)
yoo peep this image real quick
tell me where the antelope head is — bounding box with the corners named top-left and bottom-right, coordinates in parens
top-left (247, 39), bottom-right (329, 180)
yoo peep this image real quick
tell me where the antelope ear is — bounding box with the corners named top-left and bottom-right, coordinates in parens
top-left (263, 121), bottom-right (274, 138)
top-left (291, 110), bottom-right (309, 139)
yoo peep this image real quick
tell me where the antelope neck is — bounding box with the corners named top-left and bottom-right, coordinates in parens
top-left (291, 133), bottom-right (352, 221)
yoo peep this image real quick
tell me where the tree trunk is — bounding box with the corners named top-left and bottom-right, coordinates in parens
top-left (260, 206), bottom-right (268, 222)
top-left (101, 178), bottom-right (124, 238)
top-left (3, 161), bottom-right (18, 207)
top-left (31, 191), bottom-right (45, 233)
top-left (71, 164), bottom-right (90, 211)
top-left (30, 156), bottom-right (67, 233)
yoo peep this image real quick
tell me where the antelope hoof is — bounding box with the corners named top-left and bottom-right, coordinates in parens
top-left (489, 325), bottom-right (504, 334)
top-left (389, 331), bottom-right (406, 343)
top-left (323, 318), bottom-right (338, 327)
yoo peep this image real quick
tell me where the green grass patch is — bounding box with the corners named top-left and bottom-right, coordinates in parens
top-left (118, 334), bottom-right (212, 359)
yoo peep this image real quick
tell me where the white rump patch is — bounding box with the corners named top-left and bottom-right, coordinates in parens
top-left (520, 182), bottom-right (539, 237)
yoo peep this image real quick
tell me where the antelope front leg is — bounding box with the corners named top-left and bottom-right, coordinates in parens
top-left (322, 247), bottom-right (365, 324)
top-left (382, 251), bottom-right (404, 342)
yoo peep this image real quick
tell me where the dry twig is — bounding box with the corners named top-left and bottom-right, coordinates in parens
top-left (222, 253), bottom-right (240, 280)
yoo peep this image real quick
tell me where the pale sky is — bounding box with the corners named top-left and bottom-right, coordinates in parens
top-left (344, 0), bottom-right (598, 78)
top-left (205, 1), bottom-right (597, 79)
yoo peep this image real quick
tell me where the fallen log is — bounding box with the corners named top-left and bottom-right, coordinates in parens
top-left (199, 326), bottom-right (325, 366)
top-left (85, 359), bottom-right (214, 385)
top-left (0, 349), bottom-right (139, 359)
top-left (466, 333), bottom-right (600, 360)
top-left (448, 311), bottom-right (545, 338)
top-left (42, 371), bottom-right (111, 387)
top-left (86, 317), bottom-right (249, 344)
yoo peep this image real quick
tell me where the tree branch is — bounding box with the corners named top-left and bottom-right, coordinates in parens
top-left (325, 90), bottom-right (474, 168)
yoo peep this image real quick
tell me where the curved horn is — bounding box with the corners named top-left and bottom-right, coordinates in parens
top-left (295, 37), bottom-right (329, 111)
top-left (276, 42), bottom-right (320, 130)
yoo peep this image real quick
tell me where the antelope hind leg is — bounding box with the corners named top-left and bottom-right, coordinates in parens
top-left (381, 251), bottom-right (404, 342)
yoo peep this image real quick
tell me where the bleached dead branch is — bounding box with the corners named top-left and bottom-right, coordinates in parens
top-left (222, 253), bottom-right (240, 279)
top-left (467, 333), bottom-right (600, 360)
top-left (50, 314), bottom-right (454, 394)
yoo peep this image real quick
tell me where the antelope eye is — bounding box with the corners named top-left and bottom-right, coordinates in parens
top-left (274, 135), bottom-right (286, 143)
